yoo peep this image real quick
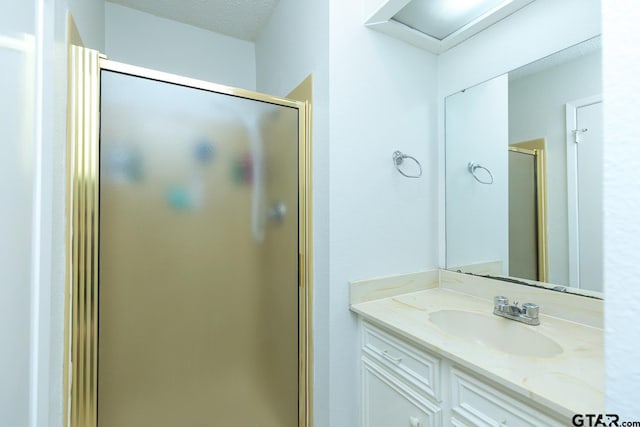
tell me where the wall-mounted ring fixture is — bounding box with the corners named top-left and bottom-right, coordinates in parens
top-left (468, 162), bottom-right (494, 184)
top-left (393, 150), bottom-right (422, 178)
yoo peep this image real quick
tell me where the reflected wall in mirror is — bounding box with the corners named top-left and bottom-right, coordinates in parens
top-left (445, 36), bottom-right (603, 296)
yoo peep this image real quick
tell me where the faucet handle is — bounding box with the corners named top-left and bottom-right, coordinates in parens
top-left (522, 303), bottom-right (539, 319)
top-left (494, 296), bottom-right (509, 306)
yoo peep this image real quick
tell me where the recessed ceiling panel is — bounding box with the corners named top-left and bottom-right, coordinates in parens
top-left (392, 0), bottom-right (508, 40)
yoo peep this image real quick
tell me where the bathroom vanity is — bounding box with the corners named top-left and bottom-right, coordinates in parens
top-left (355, 1), bottom-right (605, 424)
top-left (350, 270), bottom-right (604, 426)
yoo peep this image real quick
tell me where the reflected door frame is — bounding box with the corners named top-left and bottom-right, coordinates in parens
top-left (565, 95), bottom-right (602, 289)
top-left (65, 45), bottom-right (313, 427)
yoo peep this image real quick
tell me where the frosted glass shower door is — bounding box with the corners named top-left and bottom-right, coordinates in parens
top-left (508, 150), bottom-right (538, 281)
top-left (98, 70), bottom-right (300, 427)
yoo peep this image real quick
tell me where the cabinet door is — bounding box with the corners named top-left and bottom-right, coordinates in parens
top-left (363, 359), bottom-right (440, 427)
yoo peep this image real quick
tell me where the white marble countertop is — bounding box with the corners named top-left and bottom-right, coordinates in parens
top-left (351, 287), bottom-right (604, 418)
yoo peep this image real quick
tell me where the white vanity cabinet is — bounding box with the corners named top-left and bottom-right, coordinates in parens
top-left (361, 322), bottom-right (442, 426)
top-left (360, 320), bottom-right (566, 427)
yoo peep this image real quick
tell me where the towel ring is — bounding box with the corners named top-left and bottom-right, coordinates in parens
top-left (468, 162), bottom-right (494, 185)
top-left (393, 151), bottom-right (422, 178)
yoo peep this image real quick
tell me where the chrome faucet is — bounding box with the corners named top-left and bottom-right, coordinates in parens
top-left (493, 296), bottom-right (540, 326)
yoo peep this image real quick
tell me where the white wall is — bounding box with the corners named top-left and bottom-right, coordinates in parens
top-left (255, 2), bottom-right (331, 425)
top-left (68, 0), bottom-right (105, 51)
top-left (0, 0), bottom-right (104, 426)
top-left (603, 1), bottom-right (640, 418)
top-left (105, 3), bottom-right (256, 90)
top-left (437, 0), bottom-right (602, 265)
top-left (0, 1), bottom-right (35, 425)
top-left (509, 51), bottom-right (602, 286)
top-left (328, 1), bottom-right (438, 425)
top-left (446, 75), bottom-right (509, 272)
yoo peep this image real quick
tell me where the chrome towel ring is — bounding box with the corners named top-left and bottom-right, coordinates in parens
top-left (393, 150), bottom-right (422, 178)
top-left (468, 162), bottom-right (494, 185)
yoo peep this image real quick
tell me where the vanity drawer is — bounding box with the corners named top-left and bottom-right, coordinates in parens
top-left (362, 357), bottom-right (441, 427)
top-left (362, 321), bottom-right (441, 400)
top-left (450, 368), bottom-right (564, 427)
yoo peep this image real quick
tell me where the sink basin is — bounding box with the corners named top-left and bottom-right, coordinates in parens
top-left (428, 310), bottom-right (563, 358)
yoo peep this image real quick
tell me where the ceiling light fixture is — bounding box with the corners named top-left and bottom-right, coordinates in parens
top-left (444, 0), bottom-right (490, 14)
top-left (365, 0), bottom-right (535, 53)
top-left (393, 0), bottom-right (508, 40)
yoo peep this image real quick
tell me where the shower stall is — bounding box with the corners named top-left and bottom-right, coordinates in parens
top-left (67, 46), bottom-right (311, 427)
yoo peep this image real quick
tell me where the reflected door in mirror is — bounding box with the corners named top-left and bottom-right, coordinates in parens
top-left (570, 100), bottom-right (603, 292)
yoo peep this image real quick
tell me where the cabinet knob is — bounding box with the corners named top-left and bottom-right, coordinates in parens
top-left (409, 416), bottom-right (421, 427)
top-left (500, 419), bottom-right (508, 426)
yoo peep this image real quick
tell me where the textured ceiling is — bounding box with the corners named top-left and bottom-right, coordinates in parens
top-left (107, 0), bottom-right (280, 41)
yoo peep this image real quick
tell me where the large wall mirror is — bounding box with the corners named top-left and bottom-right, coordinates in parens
top-left (445, 35), bottom-right (603, 298)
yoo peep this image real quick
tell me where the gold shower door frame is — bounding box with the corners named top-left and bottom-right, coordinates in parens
top-left (509, 137), bottom-right (548, 282)
top-left (65, 46), bottom-right (313, 427)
